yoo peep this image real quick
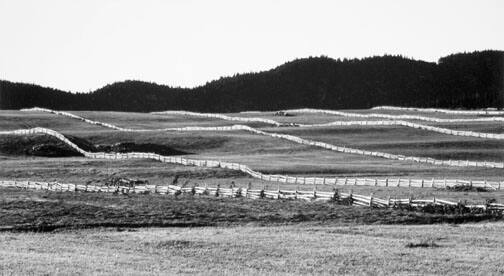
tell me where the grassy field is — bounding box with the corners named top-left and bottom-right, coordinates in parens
top-left (1, 109), bottom-right (504, 274)
top-left (1, 110), bottom-right (504, 181)
top-left (1, 187), bottom-right (503, 274)
top-left (2, 222), bottom-right (504, 275)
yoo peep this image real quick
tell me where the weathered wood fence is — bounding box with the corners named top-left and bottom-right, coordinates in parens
top-left (2, 180), bottom-right (504, 213)
top-left (24, 107), bottom-right (504, 139)
top-left (284, 108), bottom-right (504, 122)
top-left (1, 127), bottom-right (504, 187)
top-left (373, 106), bottom-right (504, 116)
top-left (18, 108), bottom-right (504, 168)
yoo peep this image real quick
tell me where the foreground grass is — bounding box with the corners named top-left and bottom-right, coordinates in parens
top-left (2, 223), bottom-right (504, 275)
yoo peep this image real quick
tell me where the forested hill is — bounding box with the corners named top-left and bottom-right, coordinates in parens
top-left (1, 50), bottom-right (503, 112)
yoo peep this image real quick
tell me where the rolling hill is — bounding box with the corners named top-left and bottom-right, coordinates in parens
top-left (1, 50), bottom-right (503, 112)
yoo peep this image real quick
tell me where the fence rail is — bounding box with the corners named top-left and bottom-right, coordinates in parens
top-left (301, 120), bottom-right (504, 140)
top-left (1, 180), bottom-right (503, 213)
top-left (1, 127), bottom-right (504, 188)
top-left (151, 110), bottom-right (281, 126)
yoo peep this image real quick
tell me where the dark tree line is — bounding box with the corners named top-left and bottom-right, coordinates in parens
top-left (1, 50), bottom-right (503, 112)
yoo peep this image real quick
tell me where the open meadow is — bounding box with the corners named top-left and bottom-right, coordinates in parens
top-left (1, 107), bottom-right (504, 274)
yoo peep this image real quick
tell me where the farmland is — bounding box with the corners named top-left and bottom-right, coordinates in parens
top-left (1, 107), bottom-right (504, 274)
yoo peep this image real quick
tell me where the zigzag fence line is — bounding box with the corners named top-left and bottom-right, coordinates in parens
top-left (23, 107), bottom-right (504, 140)
top-left (18, 108), bottom-right (504, 169)
top-left (283, 108), bottom-right (504, 123)
top-left (1, 180), bottom-right (503, 213)
top-left (373, 106), bottom-right (504, 116)
top-left (300, 120), bottom-right (504, 140)
top-left (151, 109), bottom-right (504, 140)
top-left (1, 127), bottom-right (504, 187)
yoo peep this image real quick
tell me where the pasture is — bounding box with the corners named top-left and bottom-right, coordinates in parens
top-left (1, 107), bottom-right (504, 274)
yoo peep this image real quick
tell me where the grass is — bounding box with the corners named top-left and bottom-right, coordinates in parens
top-left (2, 187), bottom-right (498, 232)
top-left (2, 223), bottom-right (504, 274)
top-left (1, 110), bottom-right (504, 201)
top-left (2, 111), bottom-right (504, 182)
top-left (2, 109), bottom-right (504, 274)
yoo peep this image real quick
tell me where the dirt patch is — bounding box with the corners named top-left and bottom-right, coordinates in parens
top-left (405, 240), bottom-right (440, 248)
top-left (145, 240), bottom-right (209, 249)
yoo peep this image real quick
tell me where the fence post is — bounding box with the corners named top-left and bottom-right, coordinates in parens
top-left (191, 184), bottom-right (196, 196)
top-left (277, 183), bottom-right (281, 199)
top-left (333, 188), bottom-right (339, 202)
top-left (246, 182), bottom-right (251, 198)
top-left (216, 184), bottom-right (220, 197)
top-left (313, 183), bottom-right (317, 200)
top-left (387, 196), bottom-right (391, 208)
top-left (349, 189), bottom-right (353, 205)
top-left (369, 193), bottom-right (374, 207)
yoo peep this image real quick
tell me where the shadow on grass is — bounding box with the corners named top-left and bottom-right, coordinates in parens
top-left (0, 187), bottom-right (502, 232)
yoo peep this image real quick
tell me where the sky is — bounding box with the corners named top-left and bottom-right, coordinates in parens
top-left (0, 0), bottom-right (503, 92)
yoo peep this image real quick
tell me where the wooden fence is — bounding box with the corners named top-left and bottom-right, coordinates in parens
top-left (18, 108), bottom-right (504, 169)
top-left (151, 110), bottom-right (281, 126)
top-left (373, 106), bottom-right (504, 116)
top-left (2, 180), bottom-right (504, 213)
top-left (1, 127), bottom-right (504, 188)
top-left (302, 120), bottom-right (504, 140)
top-left (284, 108), bottom-right (504, 122)
top-left (23, 107), bottom-right (504, 139)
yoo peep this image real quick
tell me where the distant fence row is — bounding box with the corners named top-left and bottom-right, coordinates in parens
top-left (19, 108), bottom-right (504, 169)
top-left (2, 180), bottom-right (504, 213)
top-left (151, 110), bottom-right (281, 126)
top-left (1, 127), bottom-right (504, 187)
top-left (153, 109), bottom-right (504, 140)
top-left (283, 108), bottom-right (504, 122)
top-left (373, 106), bottom-right (504, 116)
top-left (302, 120), bottom-right (504, 140)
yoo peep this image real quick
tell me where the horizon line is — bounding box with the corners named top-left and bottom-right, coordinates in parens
top-left (1, 49), bottom-right (501, 94)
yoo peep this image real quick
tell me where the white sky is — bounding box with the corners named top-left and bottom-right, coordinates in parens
top-left (0, 0), bottom-right (503, 92)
